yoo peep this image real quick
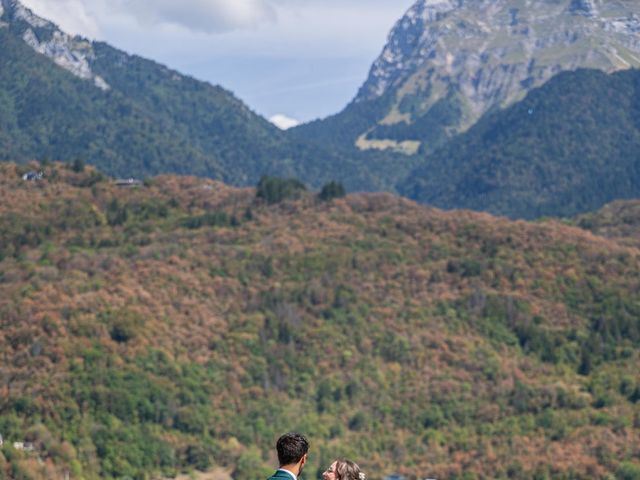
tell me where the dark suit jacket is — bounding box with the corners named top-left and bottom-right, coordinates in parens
top-left (267, 469), bottom-right (296, 480)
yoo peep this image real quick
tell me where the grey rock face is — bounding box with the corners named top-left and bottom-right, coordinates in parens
top-left (2, 0), bottom-right (109, 90)
top-left (364, 0), bottom-right (459, 99)
top-left (569, 0), bottom-right (597, 17)
top-left (354, 0), bottom-right (640, 151)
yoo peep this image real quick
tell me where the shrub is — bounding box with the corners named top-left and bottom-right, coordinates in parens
top-left (348, 412), bottom-right (367, 431)
top-left (616, 462), bottom-right (640, 480)
top-left (182, 211), bottom-right (230, 229)
top-left (71, 158), bottom-right (85, 173)
top-left (185, 445), bottom-right (211, 471)
top-left (233, 448), bottom-right (272, 480)
top-left (256, 176), bottom-right (306, 204)
top-left (104, 309), bottom-right (146, 343)
top-left (319, 181), bottom-right (346, 201)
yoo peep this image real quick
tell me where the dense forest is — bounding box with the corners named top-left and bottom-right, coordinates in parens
top-left (0, 163), bottom-right (639, 479)
top-left (399, 68), bottom-right (640, 219)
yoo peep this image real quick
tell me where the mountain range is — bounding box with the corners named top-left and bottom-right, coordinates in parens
top-left (295, 0), bottom-right (640, 155)
top-left (0, 0), bottom-right (412, 193)
top-left (294, 0), bottom-right (640, 218)
top-left (2, 0), bottom-right (640, 219)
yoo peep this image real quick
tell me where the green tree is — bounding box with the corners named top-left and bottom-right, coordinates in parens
top-left (71, 158), bottom-right (85, 173)
top-left (617, 462), bottom-right (640, 480)
top-left (105, 308), bottom-right (146, 343)
top-left (256, 176), bottom-right (306, 204)
top-left (233, 448), bottom-right (272, 480)
top-left (319, 181), bottom-right (346, 201)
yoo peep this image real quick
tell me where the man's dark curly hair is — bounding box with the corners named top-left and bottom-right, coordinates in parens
top-left (276, 432), bottom-right (309, 466)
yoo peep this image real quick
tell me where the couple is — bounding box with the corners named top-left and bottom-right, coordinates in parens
top-left (267, 432), bottom-right (365, 480)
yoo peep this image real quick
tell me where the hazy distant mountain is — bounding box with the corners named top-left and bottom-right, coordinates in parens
top-left (294, 0), bottom-right (640, 155)
top-left (0, 0), bottom-right (400, 191)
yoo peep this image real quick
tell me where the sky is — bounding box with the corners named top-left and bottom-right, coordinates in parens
top-left (20, 0), bottom-right (415, 128)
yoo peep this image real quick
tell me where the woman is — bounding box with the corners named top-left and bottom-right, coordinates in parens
top-left (322, 459), bottom-right (366, 480)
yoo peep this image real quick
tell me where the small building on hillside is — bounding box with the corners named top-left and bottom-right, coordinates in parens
top-left (22, 171), bottom-right (44, 181)
top-left (13, 441), bottom-right (35, 452)
top-left (115, 178), bottom-right (143, 187)
top-left (23, 442), bottom-right (35, 452)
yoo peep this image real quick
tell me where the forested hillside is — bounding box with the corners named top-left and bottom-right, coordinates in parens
top-left (573, 199), bottom-right (640, 249)
top-left (399, 68), bottom-right (640, 219)
top-left (0, 163), bottom-right (639, 479)
top-left (0, 9), bottom-right (404, 193)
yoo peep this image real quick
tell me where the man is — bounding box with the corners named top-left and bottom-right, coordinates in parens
top-left (267, 432), bottom-right (309, 480)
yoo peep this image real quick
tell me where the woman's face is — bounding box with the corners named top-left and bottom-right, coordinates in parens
top-left (323, 461), bottom-right (338, 480)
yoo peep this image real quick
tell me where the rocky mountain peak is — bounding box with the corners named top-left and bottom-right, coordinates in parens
top-left (1, 0), bottom-right (109, 90)
top-left (352, 0), bottom-right (640, 153)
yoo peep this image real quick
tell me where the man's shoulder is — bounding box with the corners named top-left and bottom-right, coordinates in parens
top-left (267, 470), bottom-right (295, 480)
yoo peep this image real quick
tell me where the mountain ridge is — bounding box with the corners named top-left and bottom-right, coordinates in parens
top-left (295, 0), bottom-right (640, 155)
top-left (4, 0), bottom-right (640, 221)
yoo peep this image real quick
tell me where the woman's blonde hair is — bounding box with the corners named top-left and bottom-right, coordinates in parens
top-left (335, 459), bottom-right (365, 480)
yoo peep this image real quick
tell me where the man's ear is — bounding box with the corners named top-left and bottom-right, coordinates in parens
top-left (300, 454), bottom-right (308, 466)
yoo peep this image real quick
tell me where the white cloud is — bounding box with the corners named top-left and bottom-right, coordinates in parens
top-left (113, 0), bottom-right (277, 34)
top-left (269, 114), bottom-right (300, 130)
top-left (21, 0), bottom-right (413, 39)
top-left (20, 0), bottom-right (102, 38)
top-left (21, 0), bottom-right (278, 36)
